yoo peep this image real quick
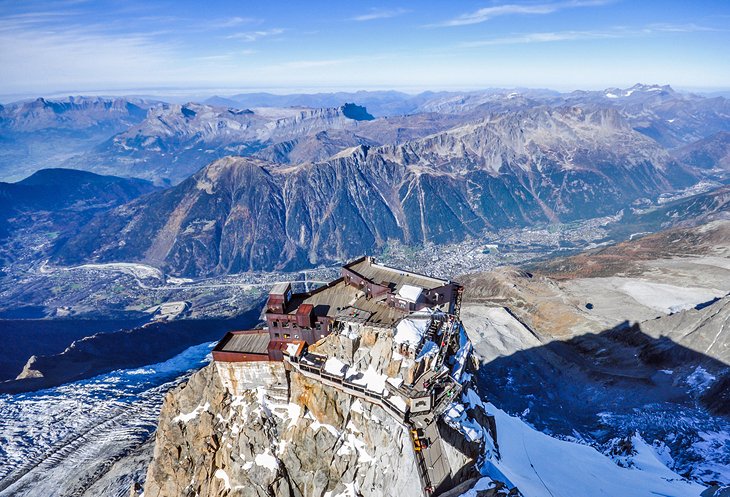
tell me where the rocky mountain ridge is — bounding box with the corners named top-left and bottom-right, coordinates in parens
top-left (418, 84), bottom-right (730, 149)
top-left (69, 102), bottom-right (378, 184)
top-left (54, 106), bottom-right (697, 275)
top-left (459, 219), bottom-right (730, 484)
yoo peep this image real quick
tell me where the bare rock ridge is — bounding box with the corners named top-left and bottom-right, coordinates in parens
top-left (69, 102), bottom-right (380, 183)
top-left (461, 220), bottom-right (730, 360)
top-left (55, 106), bottom-right (697, 276)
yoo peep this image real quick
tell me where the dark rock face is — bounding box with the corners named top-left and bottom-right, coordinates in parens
top-left (55, 107), bottom-right (698, 276)
top-left (700, 372), bottom-right (730, 416)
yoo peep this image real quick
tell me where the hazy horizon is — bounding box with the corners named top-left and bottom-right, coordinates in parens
top-left (4, 82), bottom-right (730, 105)
top-left (2, 0), bottom-right (729, 99)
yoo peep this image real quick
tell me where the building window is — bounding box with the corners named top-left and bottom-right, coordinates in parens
top-left (274, 333), bottom-right (280, 338)
top-left (284, 333), bottom-right (291, 339)
top-left (294, 334), bottom-right (299, 339)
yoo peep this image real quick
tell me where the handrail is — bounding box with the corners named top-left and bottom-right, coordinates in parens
top-left (287, 357), bottom-right (407, 417)
top-left (285, 356), bottom-right (444, 496)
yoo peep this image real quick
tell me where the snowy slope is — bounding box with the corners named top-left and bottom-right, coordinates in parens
top-left (476, 403), bottom-right (706, 497)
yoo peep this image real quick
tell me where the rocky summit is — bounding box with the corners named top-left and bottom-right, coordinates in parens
top-left (141, 254), bottom-right (716, 497)
top-left (144, 258), bottom-right (489, 497)
top-left (3, 2), bottom-right (730, 495)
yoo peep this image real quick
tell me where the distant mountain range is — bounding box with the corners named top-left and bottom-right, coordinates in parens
top-left (54, 106), bottom-right (700, 275)
top-left (57, 84), bottom-right (730, 185)
top-left (208, 84), bottom-right (730, 146)
top-left (3, 84), bottom-right (730, 185)
top-left (3, 84), bottom-right (730, 275)
top-left (0, 96), bottom-right (150, 132)
top-left (0, 96), bottom-right (156, 182)
top-left (62, 102), bottom-right (380, 184)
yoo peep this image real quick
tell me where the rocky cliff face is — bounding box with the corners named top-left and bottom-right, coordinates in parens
top-left (71, 103), bottom-right (378, 184)
top-left (144, 361), bottom-right (423, 497)
top-left (143, 319), bottom-right (487, 497)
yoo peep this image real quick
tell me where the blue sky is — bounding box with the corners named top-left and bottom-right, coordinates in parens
top-left (1, 0), bottom-right (729, 97)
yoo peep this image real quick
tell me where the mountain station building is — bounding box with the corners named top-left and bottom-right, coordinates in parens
top-left (212, 256), bottom-right (462, 362)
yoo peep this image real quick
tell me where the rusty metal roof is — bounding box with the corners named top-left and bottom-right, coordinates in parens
top-left (217, 331), bottom-right (270, 355)
top-left (346, 258), bottom-right (448, 291)
top-left (296, 303), bottom-right (314, 315)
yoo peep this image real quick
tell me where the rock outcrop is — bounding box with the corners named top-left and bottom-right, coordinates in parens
top-left (144, 320), bottom-right (488, 497)
top-left (144, 360), bottom-right (423, 497)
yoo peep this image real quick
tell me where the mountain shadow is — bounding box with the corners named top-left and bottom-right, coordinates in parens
top-left (0, 168), bottom-right (157, 240)
top-left (471, 315), bottom-right (729, 486)
top-left (0, 307), bottom-right (262, 395)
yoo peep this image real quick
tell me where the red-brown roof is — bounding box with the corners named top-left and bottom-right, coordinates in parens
top-left (296, 303), bottom-right (314, 315)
